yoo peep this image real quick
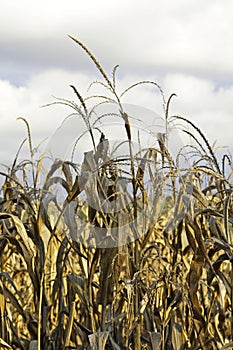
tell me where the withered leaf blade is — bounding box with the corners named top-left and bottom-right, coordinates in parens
top-left (88, 331), bottom-right (109, 350)
top-left (149, 332), bottom-right (162, 350)
top-left (0, 213), bottom-right (34, 258)
top-left (0, 338), bottom-right (13, 349)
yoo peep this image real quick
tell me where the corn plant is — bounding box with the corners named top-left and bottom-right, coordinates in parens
top-left (0, 36), bottom-right (233, 350)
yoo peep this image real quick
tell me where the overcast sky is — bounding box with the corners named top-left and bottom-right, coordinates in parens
top-left (0, 0), bottom-right (233, 173)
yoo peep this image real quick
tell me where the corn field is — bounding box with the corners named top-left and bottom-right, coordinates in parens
top-left (0, 37), bottom-right (233, 350)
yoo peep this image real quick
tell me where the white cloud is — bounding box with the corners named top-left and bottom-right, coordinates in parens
top-left (0, 0), bottom-right (233, 175)
top-left (0, 69), bottom-right (95, 164)
top-left (163, 74), bottom-right (233, 151)
top-left (0, 69), bottom-right (232, 170)
top-left (1, 0), bottom-right (233, 80)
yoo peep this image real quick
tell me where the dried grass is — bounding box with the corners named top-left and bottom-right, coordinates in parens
top-left (0, 37), bottom-right (233, 350)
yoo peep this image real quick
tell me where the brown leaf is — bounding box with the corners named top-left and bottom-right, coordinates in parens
top-left (88, 331), bottom-right (109, 350)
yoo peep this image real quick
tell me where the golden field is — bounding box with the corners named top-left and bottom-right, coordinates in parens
top-left (0, 38), bottom-right (233, 350)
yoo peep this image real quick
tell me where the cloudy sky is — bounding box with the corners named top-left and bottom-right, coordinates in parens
top-left (0, 0), bottom-right (233, 171)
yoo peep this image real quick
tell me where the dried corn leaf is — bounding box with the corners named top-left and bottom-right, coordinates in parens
top-left (0, 272), bottom-right (22, 301)
top-left (94, 132), bottom-right (109, 163)
top-left (109, 334), bottom-right (121, 350)
top-left (163, 291), bottom-right (182, 327)
top-left (29, 340), bottom-right (38, 350)
top-left (2, 284), bottom-right (26, 320)
top-left (62, 161), bottom-right (73, 188)
top-left (4, 235), bottom-right (38, 291)
top-left (67, 273), bottom-right (88, 306)
top-left (188, 247), bottom-right (205, 327)
top-left (220, 342), bottom-right (233, 350)
top-left (97, 248), bottom-right (117, 306)
top-left (0, 338), bottom-right (13, 349)
top-left (171, 322), bottom-right (182, 350)
top-left (149, 331), bottom-right (162, 350)
top-left (0, 213), bottom-right (34, 258)
top-left (0, 281), bottom-right (5, 318)
top-left (185, 221), bottom-right (197, 252)
top-left (88, 331), bottom-right (109, 350)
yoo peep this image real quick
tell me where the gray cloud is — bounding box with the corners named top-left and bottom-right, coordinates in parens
top-left (0, 69), bottom-right (232, 164)
top-left (1, 0), bottom-right (233, 82)
top-left (0, 0), bottom-right (233, 175)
